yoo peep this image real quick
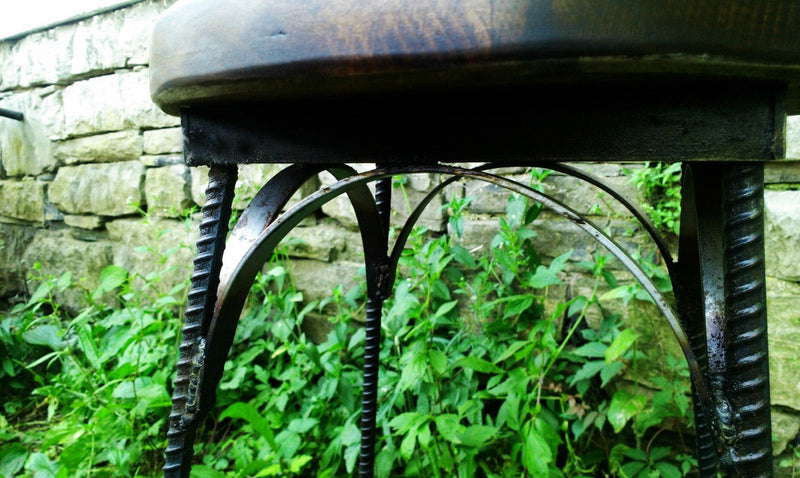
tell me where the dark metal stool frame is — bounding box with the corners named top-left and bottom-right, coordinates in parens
top-left (158, 81), bottom-right (783, 477)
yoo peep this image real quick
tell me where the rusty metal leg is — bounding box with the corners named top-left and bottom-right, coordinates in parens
top-left (680, 162), bottom-right (771, 477)
top-left (164, 165), bottom-right (237, 478)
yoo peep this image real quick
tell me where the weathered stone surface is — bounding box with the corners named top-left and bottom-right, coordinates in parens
top-left (144, 165), bottom-right (193, 217)
top-left (64, 215), bottom-right (105, 230)
top-left (190, 165), bottom-right (209, 206)
top-left (140, 154), bottom-right (182, 167)
top-left (286, 259), bottom-right (365, 304)
top-left (787, 116), bottom-right (799, 160)
top-left (320, 165), bottom-right (375, 228)
top-left (765, 191), bottom-right (800, 281)
top-left (463, 166), bottom-right (642, 217)
top-left (0, 225), bottom-right (36, 298)
top-left (766, 278), bottom-right (800, 410)
top-left (54, 130), bottom-right (142, 164)
top-left (454, 214), bottom-right (650, 270)
top-left (106, 217), bottom-right (197, 298)
top-left (0, 91), bottom-right (57, 177)
top-left (390, 178), bottom-right (446, 232)
top-left (0, 0), bottom-right (174, 90)
top-left (49, 161), bottom-right (144, 216)
top-left (189, 164), bottom-right (316, 210)
top-left (143, 127), bottom-right (182, 155)
top-left (60, 70), bottom-right (179, 138)
top-left (766, 162), bottom-right (800, 184)
top-left (772, 409), bottom-right (800, 455)
top-left (22, 228), bottom-right (114, 313)
top-left (283, 223), bottom-right (364, 262)
top-left (0, 179), bottom-right (47, 222)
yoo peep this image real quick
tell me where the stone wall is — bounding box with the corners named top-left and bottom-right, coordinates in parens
top-left (2, 0), bottom-right (800, 463)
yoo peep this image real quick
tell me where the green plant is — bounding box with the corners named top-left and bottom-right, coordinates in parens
top-left (624, 162), bottom-right (682, 236)
top-left (0, 171), bottom-right (696, 477)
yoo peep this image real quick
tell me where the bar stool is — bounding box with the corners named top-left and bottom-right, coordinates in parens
top-left (149, 1), bottom-right (800, 477)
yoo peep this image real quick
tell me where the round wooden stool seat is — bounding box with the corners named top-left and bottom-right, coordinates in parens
top-left (149, 0), bottom-right (800, 115)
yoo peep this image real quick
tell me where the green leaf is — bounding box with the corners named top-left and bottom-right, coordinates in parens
top-left (569, 360), bottom-right (606, 385)
top-left (428, 349), bottom-right (448, 375)
top-left (56, 272), bottom-right (72, 291)
top-left (620, 461), bottom-right (647, 478)
top-left (649, 446), bottom-right (671, 461)
top-left (24, 452), bottom-right (60, 478)
top-left (655, 461), bottom-right (682, 478)
top-left (608, 389), bottom-right (647, 433)
top-left (433, 414), bottom-right (460, 443)
top-left (398, 347), bottom-right (428, 391)
top-left (549, 250), bottom-right (573, 274)
top-left (78, 324), bottom-right (101, 370)
top-left (501, 295), bottom-right (534, 319)
top-left (388, 412), bottom-right (427, 434)
top-left (433, 300), bottom-right (458, 319)
top-left (219, 402), bottom-right (275, 444)
top-left (529, 266), bottom-right (561, 289)
top-left (288, 417), bottom-right (318, 433)
top-left (22, 325), bottom-right (61, 350)
top-left (605, 329), bottom-right (639, 363)
top-left (451, 245), bottom-right (477, 268)
top-left (98, 265), bottom-right (128, 292)
top-left (599, 361), bottom-right (623, 387)
top-left (289, 455), bottom-right (313, 473)
top-left (573, 342), bottom-right (607, 358)
top-left (0, 444), bottom-right (27, 477)
top-left (521, 424), bottom-right (552, 476)
top-left (453, 356), bottom-right (503, 374)
top-left (456, 425), bottom-right (496, 447)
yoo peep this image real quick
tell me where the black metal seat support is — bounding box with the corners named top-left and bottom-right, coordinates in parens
top-left (148, 2), bottom-right (798, 476)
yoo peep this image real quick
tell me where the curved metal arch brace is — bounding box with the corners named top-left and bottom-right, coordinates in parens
top-left (540, 163), bottom-right (675, 274)
top-left (198, 164), bottom-right (388, 413)
top-left (384, 162), bottom-right (675, 295)
top-left (209, 165), bottom-right (708, 402)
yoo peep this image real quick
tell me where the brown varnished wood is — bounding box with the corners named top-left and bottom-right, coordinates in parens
top-left (149, 0), bottom-right (800, 115)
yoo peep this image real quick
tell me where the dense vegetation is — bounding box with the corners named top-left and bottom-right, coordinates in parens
top-left (1, 169), bottom-right (701, 477)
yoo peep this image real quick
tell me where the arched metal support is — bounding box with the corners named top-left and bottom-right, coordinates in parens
top-left (204, 165), bottom-right (716, 447)
top-left (200, 164), bottom-right (389, 415)
top-left (171, 163), bottom-right (755, 478)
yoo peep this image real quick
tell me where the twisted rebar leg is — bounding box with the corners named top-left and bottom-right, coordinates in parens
top-left (722, 164), bottom-right (771, 477)
top-left (164, 166), bottom-right (237, 478)
top-left (680, 162), bottom-right (771, 478)
top-left (359, 173), bottom-right (392, 478)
